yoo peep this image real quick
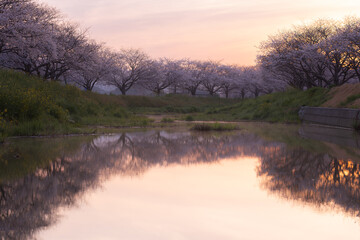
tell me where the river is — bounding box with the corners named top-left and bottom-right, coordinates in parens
top-left (1, 123), bottom-right (360, 239)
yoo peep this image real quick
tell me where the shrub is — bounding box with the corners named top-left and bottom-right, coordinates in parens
top-left (112, 108), bottom-right (129, 118)
top-left (49, 105), bottom-right (68, 121)
top-left (185, 115), bottom-right (194, 121)
top-left (191, 123), bottom-right (239, 131)
top-left (165, 106), bottom-right (175, 112)
top-left (161, 117), bottom-right (174, 123)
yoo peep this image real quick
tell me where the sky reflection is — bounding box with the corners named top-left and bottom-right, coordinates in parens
top-left (39, 158), bottom-right (360, 240)
top-left (2, 130), bottom-right (360, 239)
top-left (42, 0), bottom-right (360, 65)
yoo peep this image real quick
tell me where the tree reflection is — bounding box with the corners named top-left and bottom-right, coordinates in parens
top-left (4, 130), bottom-right (359, 239)
top-left (0, 131), bottom-right (265, 239)
top-left (257, 145), bottom-right (360, 216)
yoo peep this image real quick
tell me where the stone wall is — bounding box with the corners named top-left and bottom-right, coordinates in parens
top-left (299, 106), bottom-right (360, 129)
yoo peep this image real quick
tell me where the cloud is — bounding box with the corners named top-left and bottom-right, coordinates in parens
top-left (42, 0), bottom-right (360, 65)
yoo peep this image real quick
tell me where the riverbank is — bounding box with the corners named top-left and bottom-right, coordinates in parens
top-left (0, 69), bottom-right (237, 138)
top-left (2, 68), bottom-right (359, 139)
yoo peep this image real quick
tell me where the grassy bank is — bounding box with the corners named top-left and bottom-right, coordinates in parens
top-left (194, 88), bottom-right (329, 123)
top-left (0, 69), bottom-right (149, 137)
top-left (117, 87), bottom-right (329, 124)
top-left (0, 69), bottom-right (241, 137)
top-left (118, 92), bottom-right (237, 114)
top-left (0, 69), bottom-right (333, 137)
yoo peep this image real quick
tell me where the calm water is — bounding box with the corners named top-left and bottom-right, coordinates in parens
top-left (1, 124), bottom-right (360, 239)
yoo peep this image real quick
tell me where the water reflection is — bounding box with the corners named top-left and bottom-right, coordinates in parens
top-left (257, 145), bottom-right (360, 217)
top-left (299, 124), bottom-right (360, 149)
top-left (0, 131), bottom-right (268, 239)
top-left (1, 129), bottom-right (360, 239)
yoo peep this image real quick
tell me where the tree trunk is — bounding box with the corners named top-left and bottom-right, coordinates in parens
top-left (241, 90), bottom-right (245, 100)
top-left (120, 88), bottom-right (126, 95)
top-left (191, 89), bottom-right (196, 96)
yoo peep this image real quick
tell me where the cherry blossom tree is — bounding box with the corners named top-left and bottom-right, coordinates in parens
top-left (200, 61), bottom-right (224, 96)
top-left (140, 59), bottom-right (183, 95)
top-left (257, 19), bottom-right (337, 89)
top-left (70, 46), bottom-right (114, 91)
top-left (219, 65), bottom-right (241, 99)
top-left (180, 60), bottom-right (207, 95)
top-left (241, 66), bottom-right (263, 98)
top-left (317, 34), bottom-right (355, 86)
top-left (0, 1), bottom-right (60, 74)
top-left (39, 22), bottom-right (91, 81)
top-left (105, 49), bottom-right (152, 95)
top-left (0, 0), bottom-right (106, 84)
top-left (335, 17), bottom-right (360, 83)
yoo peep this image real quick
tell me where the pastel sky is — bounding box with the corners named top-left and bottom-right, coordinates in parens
top-left (43, 0), bottom-right (360, 65)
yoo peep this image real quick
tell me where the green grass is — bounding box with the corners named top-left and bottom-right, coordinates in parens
top-left (123, 94), bottom-right (237, 114)
top-left (0, 69), bottom-right (332, 137)
top-left (191, 123), bottom-right (239, 131)
top-left (0, 69), bottom-right (148, 136)
top-left (196, 88), bottom-right (329, 123)
top-left (185, 115), bottom-right (195, 121)
top-left (340, 94), bottom-right (360, 107)
top-left (0, 69), bottom-right (240, 137)
top-left (161, 117), bottom-right (175, 123)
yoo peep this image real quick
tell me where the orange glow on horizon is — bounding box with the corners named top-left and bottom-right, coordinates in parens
top-left (43, 0), bottom-right (360, 65)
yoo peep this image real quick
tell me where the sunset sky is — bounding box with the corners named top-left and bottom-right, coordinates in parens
top-left (43, 0), bottom-right (360, 65)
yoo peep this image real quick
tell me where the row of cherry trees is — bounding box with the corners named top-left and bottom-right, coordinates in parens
top-left (258, 17), bottom-right (360, 89)
top-left (124, 59), bottom-right (284, 98)
top-left (5, 1), bottom-right (360, 96)
top-left (0, 0), bottom-right (285, 98)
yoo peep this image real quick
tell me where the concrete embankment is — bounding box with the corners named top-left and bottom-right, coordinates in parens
top-left (299, 106), bottom-right (360, 129)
